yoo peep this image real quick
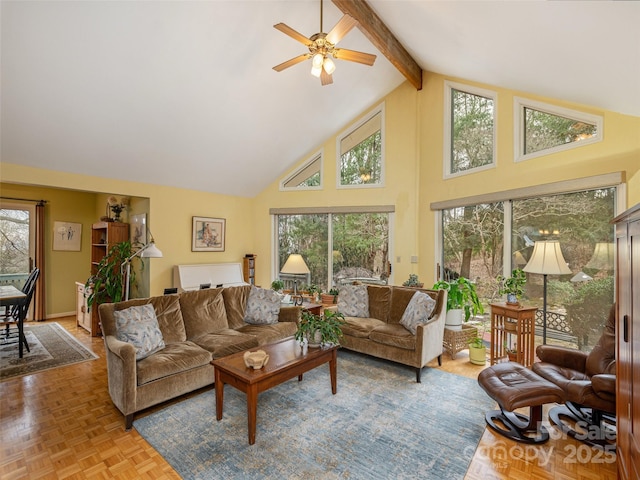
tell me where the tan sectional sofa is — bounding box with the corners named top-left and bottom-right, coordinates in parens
top-left (333, 285), bottom-right (447, 382)
top-left (99, 286), bottom-right (299, 429)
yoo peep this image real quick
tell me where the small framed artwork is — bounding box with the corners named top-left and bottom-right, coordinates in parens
top-left (130, 213), bottom-right (147, 248)
top-left (53, 221), bottom-right (82, 251)
top-left (192, 216), bottom-right (225, 252)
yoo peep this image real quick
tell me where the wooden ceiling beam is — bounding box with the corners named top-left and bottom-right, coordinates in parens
top-left (332, 0), bottom-right (423, 90)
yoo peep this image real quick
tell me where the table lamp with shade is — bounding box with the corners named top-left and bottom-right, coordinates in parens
top-left (121, 237), bottom-right (163, 301)
top-left (280, 254), bottom-right (310, 300)
top-left (523, 240), bottom-right (571, 344)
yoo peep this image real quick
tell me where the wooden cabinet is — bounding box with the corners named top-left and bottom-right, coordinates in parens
top-left (613, 203), bottom-right (640, 480)
top-left (75, 282), bottom-right (91, 332)
top-left (89, 221), bottom-right (129, 336)
top-left (243, 255), bottom-right (256, 285)
top-left (489, 303), bottom-right (537, 368)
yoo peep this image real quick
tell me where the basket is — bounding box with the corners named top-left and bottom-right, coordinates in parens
top-left (443, 324), bottom-right (478, 359)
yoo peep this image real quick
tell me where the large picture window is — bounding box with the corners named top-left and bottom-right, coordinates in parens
top-left (444, 82), bottom-right (496, 177)
top-left (338, 107), bottom-right (384, 187)
top-left (274, 209), bottom-right (391, 291)
top-left (439, 183), bottom-right (617, 352)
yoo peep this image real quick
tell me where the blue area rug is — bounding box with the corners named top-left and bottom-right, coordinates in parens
top-left (134, 350), bottom-right (493, 479)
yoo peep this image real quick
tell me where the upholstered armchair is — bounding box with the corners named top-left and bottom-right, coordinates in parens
top-left (532, 303), bottom-right (616, 449)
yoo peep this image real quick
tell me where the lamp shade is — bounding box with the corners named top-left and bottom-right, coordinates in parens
top-left (523, 241), bottom-right (572, 275)
top-left (571, 271), bottom-right (593, 283)
top-left (140, 242), bottom-right (163, 258)
top-left (585, 242), bottom-right (614, 271)
top-left (280, 254), bottom-right (310, 275)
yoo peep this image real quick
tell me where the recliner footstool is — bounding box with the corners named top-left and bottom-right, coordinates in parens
top-left (478, 362), bottom-right (564, 444)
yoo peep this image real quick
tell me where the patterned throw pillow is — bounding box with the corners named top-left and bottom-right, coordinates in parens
top-left (114, 304), bottom-right (166, 360)
top-left (244, 286), bottom-right (281, 325)
top-left (337, 284), bottom-right (370, 318)
top-left (400, 291), bottom-right (437, 335)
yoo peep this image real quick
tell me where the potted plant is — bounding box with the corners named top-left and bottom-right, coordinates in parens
top-left (295, 309), bottom-right (345, 347)
top-left (307, 284), bottom-right (321, 303)
top-left (403, 274), bottom-right (423, 288)
top-left (270, 279), bottom-right (285, 293)
top-left (321, 287), bottom-right (339, 305)
top-left (85, 241), bottom-right (134, 309)
top-left (468, 325), bottom-right (487, 366)
top-left (497, 268), bottom-right (527, 305)
top-left (432, 277), bottom-right (484, 331)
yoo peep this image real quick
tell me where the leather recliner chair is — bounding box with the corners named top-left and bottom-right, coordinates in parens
top-left (532, 303), bottom-right (616, 449)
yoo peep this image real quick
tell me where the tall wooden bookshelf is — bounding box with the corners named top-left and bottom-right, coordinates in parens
top-left (87, 221), bottom-right (129, 336)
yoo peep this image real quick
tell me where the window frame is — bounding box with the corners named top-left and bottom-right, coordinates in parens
top-left (279, 150), bottom-right (323, 191)
top-left (443, 81), bottom-right (497, 179)
top-left (336, 104), bottom-right (385, 189)
top-left (513, 97), bottom-right (603, 163)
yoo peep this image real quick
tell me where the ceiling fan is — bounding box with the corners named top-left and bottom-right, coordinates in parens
top-left (272, 0), bottom-right (377, 86)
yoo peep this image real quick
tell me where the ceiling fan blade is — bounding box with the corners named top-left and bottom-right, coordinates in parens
top-left (273, 23), bottom-right (313, 46)
top-left (326, 14), bottom-right (358, 45)
top-left (273, 54), bottom-right (311, 72)
top-left (333, 48), bottom-right (377, 66)
top-left (320, 69), bottom-right (333, 86)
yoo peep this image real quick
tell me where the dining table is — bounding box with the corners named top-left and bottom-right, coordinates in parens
top-left (0, 285), bottom-right (28, 357)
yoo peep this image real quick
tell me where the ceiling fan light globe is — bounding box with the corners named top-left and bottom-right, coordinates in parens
top-left (323, 57), bottom-right (335, 74)
top-left (312, 53), bottom-right (324, 68)
top-left (310, 64), bottom-right (322, 78)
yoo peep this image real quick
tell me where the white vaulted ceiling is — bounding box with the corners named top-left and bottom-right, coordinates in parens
top-left (1, 1), bottom-right (638, 197)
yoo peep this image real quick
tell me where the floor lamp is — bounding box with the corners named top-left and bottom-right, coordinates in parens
top-left (523, 241), bottom-right (571, 344)
top-left (280, 254), bottom-right (310, 305)
top-left (121, 240), bottom-right (163, 301)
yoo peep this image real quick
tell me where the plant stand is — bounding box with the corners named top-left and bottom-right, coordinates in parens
top-left (489, 303), bottom-right (537, 367)
top-left (443, 324), bottom-right (478, 359)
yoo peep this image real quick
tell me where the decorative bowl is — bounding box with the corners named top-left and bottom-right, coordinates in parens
top-left (243, 350), bottom-right (270, 369)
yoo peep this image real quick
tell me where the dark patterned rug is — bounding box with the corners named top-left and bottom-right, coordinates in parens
top-left (134, 349), bottom-right (493, 479)
top-left (0, 322), bottom-right (98, 380)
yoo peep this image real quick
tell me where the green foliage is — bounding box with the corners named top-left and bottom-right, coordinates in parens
top-left (307, 284), bottom-right (321, 295)
top-left (524, 107), bottom-right (597, 155)
top-left (451, 88), bottom-right (494, 173)
top-left (566, 277), bottom-right (614, 350)
top-left (86, 241), bottom-right (133, 308)
top-left (328, 287), bottom-right (339, 296)
top-left (340, 130), bottom-right (382, 185)
top-left (497, 269), bottom-right (526, 297)
top-left (295, 309), bottom-right (345, 346)
top-left (547, 280), bottom-right (576, 307)
top-left (432, 277), bottom-right (484, 321)
top-left (270, 280), bottom-right (284, 292)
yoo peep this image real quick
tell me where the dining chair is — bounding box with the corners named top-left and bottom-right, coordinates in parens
top-left (1, 268), bottom-right (40, 357)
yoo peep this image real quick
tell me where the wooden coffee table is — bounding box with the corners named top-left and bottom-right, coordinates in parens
top-left (212, 337), bottom-right (338, 445)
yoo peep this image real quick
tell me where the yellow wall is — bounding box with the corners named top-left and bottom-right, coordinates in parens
top-left (2, 72), bottom-right (639, 315)
top-left (1, 164), bottom-right (255, 316)
top-left (252, 82), bottom-right (421, 287)
top-left (0, 182), bottom-right (96, 316)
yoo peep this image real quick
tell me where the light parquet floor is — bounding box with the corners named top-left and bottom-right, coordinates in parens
top-left (1, 317), bottom-right (617, 479)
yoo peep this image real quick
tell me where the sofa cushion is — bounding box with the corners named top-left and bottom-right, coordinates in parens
top-left (112, 294), bottom-right (187, 343)
top-left (337, 284), bottom-right (370, 318)
top-left (237, 322), bottom-right (297, 345)
top-left (340, 316), bottom-right (386, 338)
top-left (179, 288), bottom-right (229, 339)
top-left (114, 304), bottom-right (166, 360)
top-left (389, 287), bottom-right (428, 324)
top-left (222, 285), bottom-right (252, 329)
top-left (367, 285), bottom-right (391, 322)
top-left (400, 291), bottom-right (437, 335)
top-left (136, 341), bottom-right (212, 385)
top-left (190, 329), bottom-right (259, 358)
top-left (369, 324), bottom-right (416, 351)
top-left (244, 286), bottom-right (281, 325)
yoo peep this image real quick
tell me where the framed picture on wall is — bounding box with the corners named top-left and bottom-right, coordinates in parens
top-left (192, 216), bottom-right (225, 252)
top-left (130, 213), bottom-right (147, 248)
top-left (53, 221), bottom-right (82, 251)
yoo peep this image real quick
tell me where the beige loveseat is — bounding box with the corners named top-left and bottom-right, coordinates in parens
top-left (333, 285), bottom-right (447, 382)
top-left (99, 286), bottom-right (299, 429)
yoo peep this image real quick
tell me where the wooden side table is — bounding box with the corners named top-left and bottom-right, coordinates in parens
top-left (490, 303), bottom-right (538, 367)
top-left (301, 302), bottom-right (323, 316)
